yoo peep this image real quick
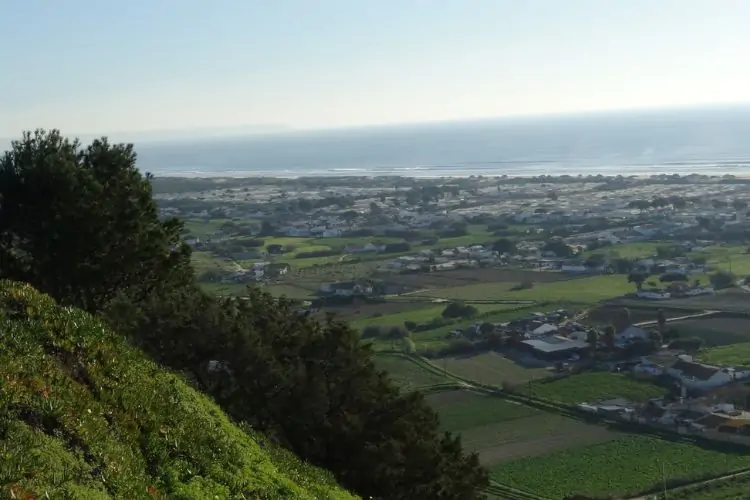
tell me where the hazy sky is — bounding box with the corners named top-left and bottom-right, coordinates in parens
top-left (2, 0), bottom-right (749, 137)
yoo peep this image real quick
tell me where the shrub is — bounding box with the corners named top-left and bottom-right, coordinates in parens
top-left (442, 301), bottom-right (478, 319)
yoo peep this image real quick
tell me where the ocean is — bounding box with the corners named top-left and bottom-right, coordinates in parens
top-left (134, 105), bottom-right (750, 178)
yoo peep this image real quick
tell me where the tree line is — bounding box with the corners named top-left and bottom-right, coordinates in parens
top-left (0, 130), bottom-right (488, 500)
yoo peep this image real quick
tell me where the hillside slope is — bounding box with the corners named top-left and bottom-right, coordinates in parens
top-left (0, 281), bottom-right (357, 500)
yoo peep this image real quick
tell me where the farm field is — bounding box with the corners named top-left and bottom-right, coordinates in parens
top-left (530, 372), bottom-right (667, 404)
top-left (671, 316), bottom-right (750, 347)
top-left (324, 299), bottom-right (439, 321)
top-left (490, 435), bottom-right (750, 499)
top-left (697, 342), bottom-right (750, 367)
top-left (669, 472), bottom-right (750, 499)
top-left (421, 274), bottom-right (635, 304)
top-left (191, 251), bottom-right (240, 274)
top-left (349, 302), bottom-right (519, 331)
top-left (199, 282), bottom-right (252, 296)
top-left (584, 304), bottom-right (693, 326)
top-left (437, 352), bottom-right (550, 386)
top-left (584, 241), bottom-right (665, 259)
top-left (373, 354), bottom-right (449, 391)
top-left (427, 390), bottom-right (619, 465)
top-left (608, 288), bottom-right (750, 314)
top-left (389, 268), bottom-right (576, 290)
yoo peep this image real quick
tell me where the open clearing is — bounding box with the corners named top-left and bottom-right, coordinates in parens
top-left (437, 352), bottom-right (550, 386)
top-left (530, 371), bottom-right (667, 404)
top-left (671, 316), bottom-right (750, 347)
top-left (491, 435), bottom-right (750, 499)
top-left (427, 389), bottom-right (619, 466)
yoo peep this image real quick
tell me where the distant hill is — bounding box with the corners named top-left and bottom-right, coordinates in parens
top-left (0, 280), bottom-right (356, 500)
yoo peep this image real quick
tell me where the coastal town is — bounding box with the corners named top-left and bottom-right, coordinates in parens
top-left (156, 173), bottom-right (750, 499)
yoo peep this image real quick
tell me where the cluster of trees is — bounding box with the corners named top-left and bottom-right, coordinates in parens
top-left (0, 130), bottom-right (488, 499)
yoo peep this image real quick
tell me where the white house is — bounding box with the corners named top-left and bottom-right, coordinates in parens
top-left (665, 360), bottom-right (739, 390)
top-left (561, 264), bottom-right (589, 273)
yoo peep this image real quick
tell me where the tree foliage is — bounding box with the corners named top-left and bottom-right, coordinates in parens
top-left (0, 130), bottom-right (489, 500)
top-left (0, 130), bottom-right (193, 312)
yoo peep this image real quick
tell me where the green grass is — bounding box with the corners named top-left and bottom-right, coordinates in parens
top-left (584, 241), bottom-right (664, 259)
top-left (530, 371), bottom-right (667, 404)
top-left (349, 302), bottom-right (513, 331)
top-left (428, 391), bottom-right (538, 433)
top-left (436, 353), bottom-right (549, 386)
top-left (491, 435), bottom-right (750, 498)
top-left (0, 281), bottom-right (356, 499)
top-left (669, 473), bottom-right (750, 499)
top-left (697, 342), bottom-right (750, 367)
top-left (266, 284), bottom-right (315, 300)
top-left (373, 354), bottom-right (449, 391)
top-left (422, 274), bottom-right (634, 305)
top-left (199, 282), bottom-right (253, 296)
top-left (191, 251), bottom-right (239, 274)
top-left (182, 218), bottom-right (232, 238)
top-left (673, 317), bottom-right (750, 348)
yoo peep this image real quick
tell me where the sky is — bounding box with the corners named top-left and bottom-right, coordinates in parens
top-left (2, 0), bottom-right (750, 139)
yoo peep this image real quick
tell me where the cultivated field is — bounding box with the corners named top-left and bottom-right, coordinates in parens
top-left (426, 389), bottom-right (619, 466)
top-left (529, 372), bottom-right (667, 404)
top-left (421, 274), bottom-right (635, 304)
top-left (671, 316), bottom-right (750, 347)
top-left (437, 352), bottom-right (550, 386)
top-left (698, 342), bottom-right (750, 367)
top-left (389, 268), bottom-right (576, 290)
top-left (609, 288), bottom-right (750, 314)
top-left (585, 304), bottom-right (693, 326)
top-left (373, 354), bottom-right (449, 391)
top-left (490, 435), bottom-right (750, 499)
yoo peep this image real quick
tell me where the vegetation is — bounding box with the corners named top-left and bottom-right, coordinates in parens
top-left (491, 435), bottom-right (750, 498)
top-left (0, 281), bottom-right (356, 499)
top-left (0, 130), bottom-right (488, 500)
top-left (529, 372), bottom-right (667, 404)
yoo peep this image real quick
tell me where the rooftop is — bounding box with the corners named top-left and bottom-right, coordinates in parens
top-left (521, 335), bottom-right (589, 353)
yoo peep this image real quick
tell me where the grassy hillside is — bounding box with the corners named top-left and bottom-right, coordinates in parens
top-left (0, 281), bottom-right (357, 500)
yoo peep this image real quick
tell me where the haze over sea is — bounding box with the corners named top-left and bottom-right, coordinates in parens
top-left (136, 105), bottom-right (750, 178)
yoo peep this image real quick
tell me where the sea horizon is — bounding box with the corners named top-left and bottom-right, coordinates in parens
top-left (10, 104), bottom-right (750, 179)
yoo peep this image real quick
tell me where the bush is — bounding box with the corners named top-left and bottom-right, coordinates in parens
top-left (438, 339), bottom-right (477, 357)
top-left (510, 280), bottom-right (534, 291)
top-left (669, 336), bottom-right (704, 353)
top-left (362, 325), bottom-right (382, 339)
top-left (442, 301), bottom-right (479, 319)
top-left (710, 270), bottom-right (736, 289)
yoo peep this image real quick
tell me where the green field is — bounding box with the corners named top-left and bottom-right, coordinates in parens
top-left (584, 241), bottom-right (664, 259)
top-left (697, 342), bottom-right (750, 367)
top-left (421, 274), bottom-right (635, 304)
top-left (673, 317), bottom-right (750, 348)
top-left (437, 352), bottom-right (549, 386)
top-left (669, 473), bottom-right (750, 499)
top-left (530, 371), bottom-right (667, 404)
top-left (491, 435), bottom-right (750, 498)
top-left (427, 389), bottom-right (619, 466)
top-left (373, 354), bottom-right (449, 391)
top-left (349, 302), bottom-right (518, 331)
